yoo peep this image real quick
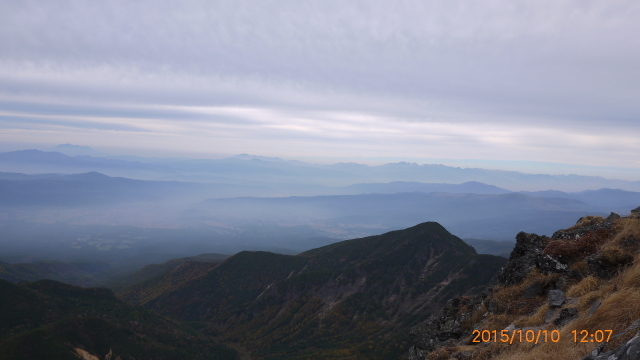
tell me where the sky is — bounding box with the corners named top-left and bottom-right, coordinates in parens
top-left (1, 1), bottom-right (640, 178)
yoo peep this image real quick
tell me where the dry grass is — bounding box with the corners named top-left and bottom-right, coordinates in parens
top-left (427, 347), bottom-right (453, 360)
top-left (488, 270), bottom-right (640, 360)
top-left (567, 276), bottom-right (601, 297)
top-left (578, 290), bottom-right (600, 312)
top-left (611, 217), bottom-right (640, 243)
top-left (514, 303), bottom-right (549, 327)
top-left (599, 218), bottom-right (640, 253)
top-left (620, 254), bottom-right (640, 288)
top-left (544, 228), bottom-right (611, 263)
top-left (459, 216), bottom-right (640, 360)
top-left (569, 260), bottom-right (589, 275)
top-left (490, 270), bottom-right (559, 318)
top-left (477, 314), bottom-right (514, 334)
top-left (462, 302), bottom-right (488, 332)
top-left (567, 216), bottom-right (605, 231)
top-left (581, 288), bottom-right (640, 333)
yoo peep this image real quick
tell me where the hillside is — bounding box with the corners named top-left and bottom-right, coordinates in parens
top-left (0, 279), bottom-right (238, 360)
top-left (123, 222), bottom-right (507, 359)
top-left (0, 261), bottom-right (111, 287)
top-left (408, 210), bottom-right (640, 359)
top-left (103, 252), bottom-right (228, 292)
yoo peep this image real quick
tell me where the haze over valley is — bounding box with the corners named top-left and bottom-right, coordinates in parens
top-left (3, 2), bottom-right (640, 359)
top-left (2, 146), bottom-right (640, 272)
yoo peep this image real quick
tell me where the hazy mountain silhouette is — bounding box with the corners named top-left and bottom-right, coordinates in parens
top-left (123, 222), bottom-right (507, 359)
top-left (2, 149), bottom-right (640, 192)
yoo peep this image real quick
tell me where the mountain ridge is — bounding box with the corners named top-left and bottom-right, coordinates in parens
top-left (123, 222), bottom-right (507, 359)
top-left (2, 149), bottom-right (640, 191)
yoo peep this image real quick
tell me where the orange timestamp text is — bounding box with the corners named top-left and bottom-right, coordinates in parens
top-left (471, 329), bottom-right (613, 344)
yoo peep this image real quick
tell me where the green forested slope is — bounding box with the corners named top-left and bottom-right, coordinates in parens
top-left (132, 222), bottom-right (506, 359)
top-left (0, 279), bottom-right (238, 360)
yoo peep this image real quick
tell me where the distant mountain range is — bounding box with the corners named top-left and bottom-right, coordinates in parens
top-left (0, 171), bottom-right (200, 206)
top-left (49, 143), bottom-right (107, 157)
top-left (2, 169), bottom-right (639, 243)
top-left (191, 191), bottom-right (618, 240)
top-left (2, 148), bottom-right (640, 192)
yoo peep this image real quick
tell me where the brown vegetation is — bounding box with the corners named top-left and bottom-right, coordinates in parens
top-left (543, 228), bottom-right (611, 263)
top-left (435, 216), bottom-right (640, 360)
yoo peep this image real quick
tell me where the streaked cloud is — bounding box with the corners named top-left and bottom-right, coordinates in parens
top-left (1, 0), bottom-right (639, 176)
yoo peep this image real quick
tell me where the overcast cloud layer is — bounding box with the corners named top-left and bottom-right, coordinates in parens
top-left (1, 1), bottom-right (639, 177)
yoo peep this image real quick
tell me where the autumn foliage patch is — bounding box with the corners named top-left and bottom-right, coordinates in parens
top-left (543, 228), bottom-right (610, 263)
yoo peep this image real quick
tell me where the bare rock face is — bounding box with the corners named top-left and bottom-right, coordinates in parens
top-left (554, 307), bottom-right (578, 326)
top-left (405, 212), bottom-right (640, 360)
top-left (583, 319), bottom-right (640, 360)
top-left (408, 295), bottom-right (486, 358)
top-left (587, 251), bottom-right (634, 279)
top-left (496, 231), bottom-right (573, 290)
top-left (498, 232), bottom-right (550, 286)
top-left (584, 334), bottom-right (640, 360)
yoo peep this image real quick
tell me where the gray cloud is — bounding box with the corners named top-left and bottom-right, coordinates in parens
top-left (1, 0), bottom-right (639, 174)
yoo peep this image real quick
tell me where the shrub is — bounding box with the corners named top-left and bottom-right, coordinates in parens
top-left (543, 228), bottom-right (611, 263)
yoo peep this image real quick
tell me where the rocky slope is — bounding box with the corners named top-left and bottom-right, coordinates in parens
top-left (123, 222), bottom-right (507, 359)
top-left (407, 209), bottom-right (640, 360)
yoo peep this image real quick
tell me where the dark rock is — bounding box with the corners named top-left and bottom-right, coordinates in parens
top-left (408, 345), bottom-right (427, 360)
top-left (587, 301), bottom-right (601, 317)
top-left (587, 251), bottom-right (634, 279)
top-left (545, 309), bottom-right (558, 324)
top-left (583, 333), bottom-right (640, 360)
top-left (536, 254), bottom-right (569, 272)
top-left (453, 350), bottom-right (472, 360)
top-left (631, 206), bottom-right (640, 214)
top-left (409, 295), bottom-right (487, 355)
top-left (552, 218), bottom-right (614, 241)
top-left (554, 307), bottom-right (579, 326)
top-left (549, 289), bottom-right (565, 308)
top-left (498, 232), bottom-right (550, 286)
top-left (523, 281), bottom-right (545, 298)
top-left (622, 237), bottom-right (640, 249)
top-left (606, 212), bottom-right (621, 221)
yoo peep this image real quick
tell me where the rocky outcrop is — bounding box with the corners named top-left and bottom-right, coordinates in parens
top-left (587, 251), bottom-right (634, 279)
top-left (408, 295), bottom-right (487, 360)
top-left (554, 307), bottom-right (578, 326)
top-left (583, 319), bottom-right (640, 360)
top-left (552, 215), bottom-right (617, 240)
top-left (406, 211), bottom-right (640, 360)
top-left (498, 232), bottom-right (550, 285)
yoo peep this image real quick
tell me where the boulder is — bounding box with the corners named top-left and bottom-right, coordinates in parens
top-left (554, 307), bottom-right (579, 326)
top-left (587, 251), bottom-right (634, 279)
top-left (523, 281), bottom-right (545, 298)
top-left (549, 289), bottom-right (565, 308)
top-left (583, 333), bottom-right (640, 360)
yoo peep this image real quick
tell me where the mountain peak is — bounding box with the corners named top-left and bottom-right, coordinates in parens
top-left (51, 144), bottom-right (105, 157)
